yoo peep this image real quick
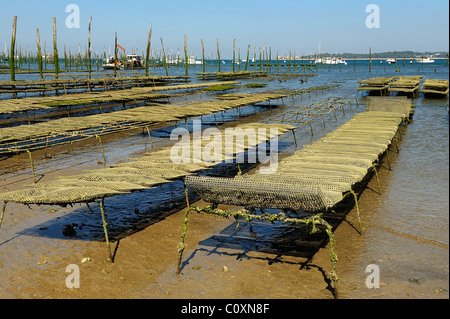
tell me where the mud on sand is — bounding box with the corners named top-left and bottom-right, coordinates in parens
top-left (0, 197), bottom-right (341, 299)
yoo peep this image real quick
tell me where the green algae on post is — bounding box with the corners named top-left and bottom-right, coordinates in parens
top-left (184, 35), bottom-right (188, 77)
top-left (245, 44), bottom-right (250, 71)
top-left (145, 27), bottom-right (152, 76)
top-left (88, 17), bottom-right (92, 80)
top-left (53, 17), bottom-right (60, 80)
top-left (217, 38), bottom-right (221, 72)
top-left (9, 16), bottom-right (17, 99)
top-left (201, 39), bottom-right (206, 73)
top-left (114, 32), bottom-right (118, 77)
top-left (233, 39), bottom-right (236, 72)
top-left (9, 16), bottom-right (17, 82)
top-left (160, 37), bottom-right (169, 76)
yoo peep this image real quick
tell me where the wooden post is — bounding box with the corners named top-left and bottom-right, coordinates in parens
top-left (245, 44), bottom-right (250, 71)
top-left (276, 50), bottom-right (279, 71)
top-left (201, 39), bottom-right (205, 73)
top-left (369, 47), bottom-right (372, 73)
top-left (259, 47), bottom-right (262, 72)
top-left (145, 26), bottom-right (152, 76)
top-left (114, 32), bottom-right (117, 77)
top-left (269, 47), bottom-right (271, 72)
top-left (26, 150), bottom-right (36, 184)
top-left (63, 45), bottom-right (68, 71)
top-left (160, 37), bottom-right (168, 76)
top-left (53, 17), bottom-right (59, 79)
top-left (394, 51), bottom-right (397, 72)
top-left (0, 202), bottom-right (8, 230)
top-left (9, 16), bottom-right (17, 82)
top-left (232, 39), bottom-right (236, 72)
top-left (253, 45), bottom-right (256, 71)
top-left (86, 201), bottom-right (113, 262)
top-left (9, 16), bottom-right (17, 98)
top-left (95, 135), bottom-right (106, 167)
top-left (36, 28), bottom-right (44, 81)
top-left (288, 51), bottom-right (291, 71)
top-left (216, 38), bottom-right (221, 72)
top-left (184, 34), bottom-right (188, 77)
top-left (88, 16), bottom-right (92, 80)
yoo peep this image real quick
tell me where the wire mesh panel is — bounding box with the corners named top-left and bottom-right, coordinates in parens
top-left (61, 173), bottom-right (169, 187)
top-left (0, 187), bottom-right (125, 205)
top-left (185, 175), bottom-right (330, 212)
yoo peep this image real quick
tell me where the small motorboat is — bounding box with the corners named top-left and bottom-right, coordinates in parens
top-left (415, 55), bottom-right (435, 63)
top-left (123, 55), bottom-right (144, 68)
top-left (386, 58), bottom-right (396, 64)
top-left (103, 56), bottom-right (122, 70)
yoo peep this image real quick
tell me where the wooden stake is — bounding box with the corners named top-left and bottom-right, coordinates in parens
top-left (201, 39), bottom-right (205, 73)
top-left (217, 38), bottom-right (221, 72)
top-left (36, 28), bottom-right (44, 81)
top-left (95, 135), bottom-right (106, 167)
top-left (0, 202), bottom-right (7, 230)
top-left (145, 126), bottom-right (154, 150)
top-left (99, 199), bottom-right (113, 262)
top-left (10, 16), bottom-right (17, 98)
top-left (176, 205), bottom-right (191, 274)
top-left (160, 37), bottom-right (168, 76)
top-left (114, 32), bottom-right (118, 77)
top-left (26, 149), bottom-right (36, 183)
top-left (232, 39), bottom-right (236, 72)
top-left (245, 44), bottom-right (250, 71)
top-left (53, 17), bottom-right (59, 80)
top-left (350, 189), bottom-right (364, 234)
top-left (184, 34), bottom-right (188, 77)
top-left (145, 26), bottom-right (152, 76)
top-left (88, 16), bottom-right (92, 81)
top-left (87, 201), bottom-right (113, 262)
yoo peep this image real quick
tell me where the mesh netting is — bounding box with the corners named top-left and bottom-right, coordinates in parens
top-left (61, 173), bottom-right (169, 187)
top-left (25, 179), bottom-right (148, 192)
top-left (185, 175), bottom-right (331, 212)
top-left (84, 167), bottom-right (191, 180)
top-left (0, 187), bottom-right (124, 205)
top-left (237, 175), bottom-right (351, 193)
top-left (110, 161), bottom-right (206, 172)
top-left (280, 156), bottom-right (373, 169)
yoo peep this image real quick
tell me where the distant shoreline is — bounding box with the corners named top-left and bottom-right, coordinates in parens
top-left (277, 57), bottom-right (447, 61)
top-left (346, 57), bottom-right (447, 60)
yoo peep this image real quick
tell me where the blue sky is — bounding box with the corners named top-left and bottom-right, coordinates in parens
top-left (0, 0), bottom-right (448, 58)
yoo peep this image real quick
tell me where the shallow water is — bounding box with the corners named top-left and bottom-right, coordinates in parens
top-left (0, 59), bottom-right (448, 298)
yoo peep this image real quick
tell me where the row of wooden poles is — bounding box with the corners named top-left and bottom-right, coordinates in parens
top-left (4, 16), bottom-right (305, 82)
top-left (6, 16), bottom-right (447, 86)
top-left (5, 16), bottom-right (398, 81)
